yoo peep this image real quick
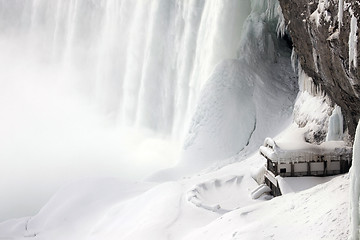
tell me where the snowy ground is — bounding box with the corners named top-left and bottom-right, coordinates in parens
top-left (0, 151), bottom-right (350, 240)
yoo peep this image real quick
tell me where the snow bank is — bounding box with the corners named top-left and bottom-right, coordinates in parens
top-left (276, 175), bottom-right (336, 195)
top-left (187, 175), bottom-right (260, 212)
top-left (0, 153), bottom-right (268, 240)
top-left (184, 175), bottom-right (350, 240)
top-left (261, 126), bottom-right (351, 164)
top-left (293, 90), bottom-right (332, 143)
top-left (250, 164), bottom-right (267, 184)
top-left (0, 178), bottom-right (156, 239)
top-left (250, 184), bottom-right (271, 199)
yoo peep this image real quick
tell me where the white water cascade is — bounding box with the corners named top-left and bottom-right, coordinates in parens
top-left (0, 0), bottom-right (298, 223)
top-left (0, 0), bottom-right (251, 137)
top-left (0, 0), bottom-right (258, 220)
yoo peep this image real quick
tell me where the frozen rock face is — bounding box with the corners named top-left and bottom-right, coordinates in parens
top-left (278, 0), bottom-right (360, 139)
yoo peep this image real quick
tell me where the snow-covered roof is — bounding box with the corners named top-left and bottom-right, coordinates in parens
top-left (260, 137), bottom-right (352, 163)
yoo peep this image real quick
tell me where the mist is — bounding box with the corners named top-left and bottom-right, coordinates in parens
top-left (0, 40), bottom-right (179, 220)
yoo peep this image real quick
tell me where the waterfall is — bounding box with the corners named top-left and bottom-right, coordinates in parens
top-left (0, 0), bottom-right (251, 139)
top-left (0, 0), bottom-right (298, 220)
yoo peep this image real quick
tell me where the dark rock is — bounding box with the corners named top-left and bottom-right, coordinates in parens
top-left (278, 0), bottom-right (360, 140)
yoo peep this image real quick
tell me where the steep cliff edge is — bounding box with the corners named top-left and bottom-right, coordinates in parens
top-left (278, 0), bottom-right (360, 139)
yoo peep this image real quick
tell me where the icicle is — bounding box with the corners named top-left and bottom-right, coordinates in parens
top-left (326, 105), bottom-right (343, 141)
top-left (349, 8), bottom-right (358, 70)
top-left (350, 120), bottom-right (360, 240)
top-left (291, 48), bottom-right (298, 72)
top-left (310, 0), bottom-right (331, 27)
top-left (338, 0), bottom-right (344, 31)
top-left (276, 4), bottom-right (286, 38)
top-left (312, 47), bottom-right (319, 73)
top-left (298, 67), bottom-right (323, 96)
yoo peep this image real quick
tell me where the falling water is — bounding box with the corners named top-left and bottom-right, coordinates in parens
top-left (0, 0), bottom-right (251, 138)
top-left (0, 0), bottom-right (253, 220)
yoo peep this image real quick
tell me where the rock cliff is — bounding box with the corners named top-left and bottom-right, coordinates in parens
top-left (278, 0), bottom-right (360, 139)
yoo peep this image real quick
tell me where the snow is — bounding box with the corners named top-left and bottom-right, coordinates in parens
top-left (260, 145), bottom-right (278, 161)
top-left (250, 164), bottom-right (267, 184)
top-left (250, 184), bottom-right (271, 199)
top-left (276, 175), bottom-right (336, 194)
top-left (350, 121), bottom-right (360, 240)
top-left (310, 0), bottom-right (332, 27)
top-left (0, 155), bottom-right (263, 240)
top-left (184, 174), bottom-right (350, 240)
top-left (261, 124), bottom-right (351, 164)
top-left (293, 89), bottom-right (331, 143)
top-left (181, 60), bottom-right (256, 167)
top-left (2, 151), bottom-right (350, 240)
top-left (0, 178), bottom-right (157, 239)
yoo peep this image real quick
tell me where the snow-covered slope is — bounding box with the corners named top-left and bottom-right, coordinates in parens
top-left (0, 154), bottom-right (350, 240)
top-left (184, 174), bottom-right (350, 240)
top-left (0, 0), bottom-right (356, 239)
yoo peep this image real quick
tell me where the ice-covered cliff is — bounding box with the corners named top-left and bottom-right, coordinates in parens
top-left (279, 0), bottom-right (360, 139)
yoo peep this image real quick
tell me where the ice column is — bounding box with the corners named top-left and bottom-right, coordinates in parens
top-left (326, 105), bottom-right (343, 141)
top-left (349, 8), bottom-right (358, 70)
top-left (350, 121), bottom-right (360, 240)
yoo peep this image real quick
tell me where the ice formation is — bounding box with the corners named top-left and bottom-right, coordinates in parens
top-left (297, 68), bottom-right (323, 96)
top-left (350, 121), bottom-right (360, 240)
top-left (312, 47), bottom-right (320, 73)
top-left (338, 0), bottom-right (344, 30)
top-left (326, 105), bottom-right (344, 141)
top-left (349, 7), bottom-right (358, 70)
top-left (291, 48), bottom-right (298, 72)
top-left (310, 0), bottom-right (331, 27)
top-left (276, 4), bottom-right (286, 38)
